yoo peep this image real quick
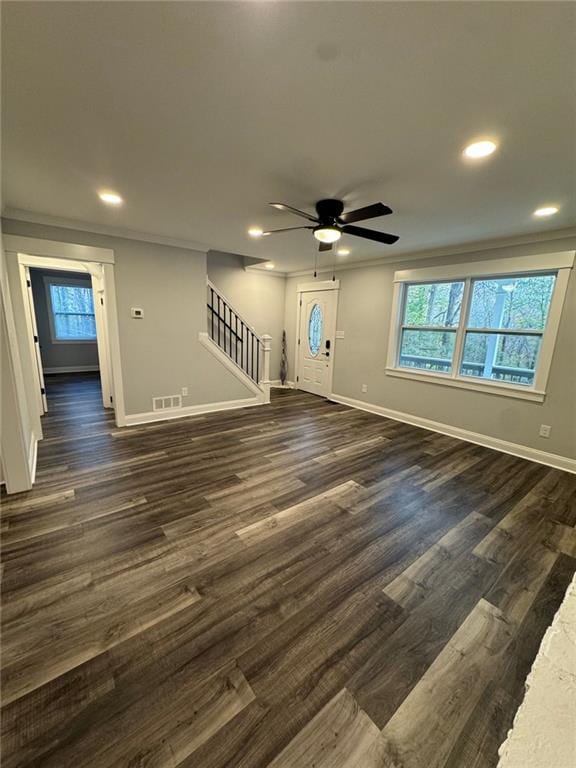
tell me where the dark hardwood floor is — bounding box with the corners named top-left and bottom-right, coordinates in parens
top-left (1, 373), bottom-right (575, 767)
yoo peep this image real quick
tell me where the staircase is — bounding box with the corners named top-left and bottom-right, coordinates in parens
top-left (202, 280), bottom-right (271, 402)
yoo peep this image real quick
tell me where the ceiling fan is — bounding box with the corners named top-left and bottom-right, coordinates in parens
top-left (253, 198), bottom-right (399, 251)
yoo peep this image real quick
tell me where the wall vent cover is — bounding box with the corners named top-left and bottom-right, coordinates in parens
top-left (152, 394), bottom-right (183, 411)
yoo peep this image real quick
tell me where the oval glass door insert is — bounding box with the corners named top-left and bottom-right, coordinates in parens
top-left (308, 303), bottom-right (323, 356)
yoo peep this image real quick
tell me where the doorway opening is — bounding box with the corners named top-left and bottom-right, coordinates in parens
top-left (295, 281), bottom-right (339, 398)
top-left (27, 266), bottom-right (107, 413)
top-left (19, 256), bottom-right (114, 422)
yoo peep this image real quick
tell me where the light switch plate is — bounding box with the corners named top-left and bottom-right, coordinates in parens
top-left (336, 330), bottom-right (345, 339)
top-left (131, 307), bottom-right (144, 319)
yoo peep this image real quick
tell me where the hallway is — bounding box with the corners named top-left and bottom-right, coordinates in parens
top-left (1, 375), bottom-right (575, 767)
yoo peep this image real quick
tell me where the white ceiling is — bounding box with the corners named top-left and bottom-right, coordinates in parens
top-left (2, 1), bottom-right (575, 273)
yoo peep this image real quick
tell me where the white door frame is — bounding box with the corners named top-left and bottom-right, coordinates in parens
top-left (18, 256), bottom-right (113, 409)
top-left (4, 235), bottom-right (126, 427)
top-left (21, 265), bottom-right (48, 412)
top-left (294, 280), bottom-right (340, 397)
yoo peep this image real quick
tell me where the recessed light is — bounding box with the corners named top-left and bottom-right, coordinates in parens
top-left (463, 140), bottom-right (498, 159)
top-left (533, 206), bottom-right (559, 218)
top-left (98, 190), bottom-right (123, 206)
top-left (337, 248), bottom-right (350, 256)
top-left (264, 263), bottom-right (275, 270)
top-left (248, 227), bottom-right (264, 238)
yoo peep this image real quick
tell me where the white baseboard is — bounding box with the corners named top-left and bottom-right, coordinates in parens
top-left (329, 393), bottom-right (576, 475)
top-left (124, 396), bottom-right (264, 427)
top-left (270, 380), bottom-right (295, 389)
top-left (43, 365), bottom-right (100, 374)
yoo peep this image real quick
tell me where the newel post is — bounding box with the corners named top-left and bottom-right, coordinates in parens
top-left (260, 334), bottom-right (272, 403)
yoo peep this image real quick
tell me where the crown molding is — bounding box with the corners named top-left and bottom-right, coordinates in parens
top-left (285, 226), bottom-right (576, 277)
top-left (2, 208), bottom-right (209, 253)
top-left (4, 208), bottom-right (574, 275)
top-left (244, 265), bottom-right (288, 278)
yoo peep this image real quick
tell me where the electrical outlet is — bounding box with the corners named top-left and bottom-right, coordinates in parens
top-left (539, 424), bottom-right (551, 438)
top-left (361, 384), bottom-right (368, 393)
top-left (181, 387), bottom-right (188, 396)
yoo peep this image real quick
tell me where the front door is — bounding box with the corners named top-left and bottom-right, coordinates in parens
top-left (296, 288), bottom-right (338, 397)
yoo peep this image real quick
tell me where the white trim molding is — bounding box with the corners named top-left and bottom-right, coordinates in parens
top-left (9, 243), bottom-right (127, 428)
top-left (386, 251), bottom-right (574, 402)
top-left (384, 367), bottom-right (546, 402)
top-left (4, 234), bottom-right (114, 264)
top-left (28, 432), bottom-right (39, 486)
top-left (392, 251), bottom-right (575, 283)
top-left (286, 228), bottom-right (576, 277)
top-left (198, 331), bottom-right (270, 402)
top-left (124, 396), bottom-right (264, 427)
top-left (329, 393), bottom-right (576, 475)
top-left (43, 365), bottom-right (100, 374)
top-left (297, 279), bottom-right (340, 292)
top-left (3, 210), bottom-right (208, 254)
top-left (43, 274), bottom-right (98, 345)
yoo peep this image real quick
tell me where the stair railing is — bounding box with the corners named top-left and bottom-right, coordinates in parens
top-left (207, 280), bottom-right (268, 385)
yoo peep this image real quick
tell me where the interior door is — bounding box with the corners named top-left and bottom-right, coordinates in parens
top-left (23, 267), bottom-right (48, 412)
top-left (297, 289), bottom-right (338, 397)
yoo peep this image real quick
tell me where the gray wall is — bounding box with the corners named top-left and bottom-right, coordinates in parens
top-left (30, 267), bottom-right (100, 372)
top-left (2, 219), bottom-right (254, 416)
top-left (207, 251), bottom-right (286, 379)
top-left (285, 236), bottom-right (576, 460)
top-left (4, 217), bottom-right (574, 459)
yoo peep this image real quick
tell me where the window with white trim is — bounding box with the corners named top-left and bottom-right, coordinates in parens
top-left (387, 253), bottom-right (573, 401)
top-left (45, 277), bottom-right (97, 343)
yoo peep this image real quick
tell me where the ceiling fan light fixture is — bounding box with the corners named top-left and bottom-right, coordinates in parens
top-left (314, 226), bottom-right (341, 244)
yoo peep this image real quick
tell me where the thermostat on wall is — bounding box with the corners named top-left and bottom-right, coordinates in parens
top-left (131, 307), bottom-right (144, 319)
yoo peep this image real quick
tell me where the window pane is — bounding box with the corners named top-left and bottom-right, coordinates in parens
top-left (404, 282), bottom-right (464, 328)
top-left (460, 332), bottom-right (541, 386)
top-left (54, 313), bottom-right (97, 340)
top-left (467, 275), bottom-right (555, 330)
top-left (49, 282), bottom-right (96, 340)
top-left (50, 284), bottom-right (94, 315)
top-left (399, 329), bottom-right (456, 373)
top-left (308, 303), bottom-right (323, 356)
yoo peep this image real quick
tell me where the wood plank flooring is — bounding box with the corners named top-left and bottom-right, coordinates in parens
top-left (1, 373), bottom-right (575, 767)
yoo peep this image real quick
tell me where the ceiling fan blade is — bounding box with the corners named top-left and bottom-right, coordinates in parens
top-left (262, 226), bottom-right (314, 235)
top-left (339, 202), bottom-right (392, 224)
top-left (268, 202), bottom-right (318, 222)
top-left (342, 224), bottom-right (399, 244)
top-left (319, 242), bottom-right (333, 252)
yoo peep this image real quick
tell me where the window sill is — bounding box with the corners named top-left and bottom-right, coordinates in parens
top-left (385, 367), bottom-right (545, 402)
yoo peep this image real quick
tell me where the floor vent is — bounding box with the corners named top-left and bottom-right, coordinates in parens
top-left (152, 394), bottom-right (183, 411)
